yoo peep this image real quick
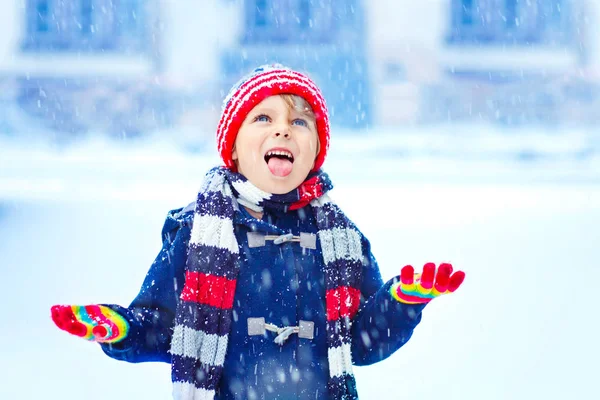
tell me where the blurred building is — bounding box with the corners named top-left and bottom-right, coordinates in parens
top-left (370, 0), bottom-right (600, 126)
top-left (221, 0), bottom-right (371, 128)
top-left (0, 0), bottom-right (159, 137)
top-left (0, 0), bottom-right (238, 141)
top-left (0, 0), bottom-right (369, 140)
top-left (0, 0), bottom-right (599, 140)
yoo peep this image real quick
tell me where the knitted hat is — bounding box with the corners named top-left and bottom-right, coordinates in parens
top-left (217, 64), bottom-right (330, 172)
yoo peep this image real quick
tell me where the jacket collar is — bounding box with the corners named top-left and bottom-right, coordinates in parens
top-left (234, 205), bottom-right (287, 235)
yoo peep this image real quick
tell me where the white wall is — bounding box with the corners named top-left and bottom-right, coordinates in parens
top-left (0, 0), bottom-right (155, 78)
top-left (583, 0), bottom-right (600, 77)
top-left (367, 0), bottom-right (590, 80)
top-left (366, 0), bottom-right (447, 124)
top-left (1, 1), bottom-right (595, 83)
top-left (0, 1), bottom-right (24, 71)
top-left (159, 0), bottom-right (242, 84)
top-left (366, 0), bottom-right (446, 83)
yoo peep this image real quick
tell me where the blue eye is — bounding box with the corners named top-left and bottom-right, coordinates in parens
top-left (255, 114), bottom-right (270, 122)
top-left (292, 118), bottom-right (308, 127)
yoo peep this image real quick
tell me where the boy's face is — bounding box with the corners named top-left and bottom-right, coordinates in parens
top-left (232, 95), bottom-right (319, 194)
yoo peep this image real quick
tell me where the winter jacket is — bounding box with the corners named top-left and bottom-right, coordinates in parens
top-left (100, 203), bottom-right (425, 399)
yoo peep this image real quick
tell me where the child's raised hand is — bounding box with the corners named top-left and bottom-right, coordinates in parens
top-left (50, 304), bottom-right (129, 343)
top-left (390, 262), bottom-right (465, 304)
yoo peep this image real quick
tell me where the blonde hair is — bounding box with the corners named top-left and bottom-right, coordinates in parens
top-left (281, 94), bottom-right (315, 119)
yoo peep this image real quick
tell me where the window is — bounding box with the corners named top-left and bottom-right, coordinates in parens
top-left (384, 62), bottom-right (406, 82)
top-left (504, 0), bottom-right (518, 28)
top-left (539, 0), bottom-right (567, 31)
top-left (80, 0), bottom-right (93, 35)
top-left (255, 0), bottom-right (269, 27)
top-left (35, 0), bottom-right (51, 32)
top-left (243, 0), bottom-right (334, 44)
top-left (543, 0), bottom-right (564, 26)
top-left (298, 0), bottom-right (311, 30)
top-left (461, 0), bottom-right (475, 25)
top-left (295, 0), bottom-right (332, 42)
top-left (23, 0), bottom-right (148, 52)
top-left (448, 0), bottom-right (571, 45)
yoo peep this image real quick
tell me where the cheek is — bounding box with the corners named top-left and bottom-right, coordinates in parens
top-left (236, 137), bottom-right (264, 164)
top-left (304, 134), bottom-right (319, 156)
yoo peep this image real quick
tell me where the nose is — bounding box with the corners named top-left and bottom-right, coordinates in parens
top-left (274, 124), bottom-right (291, 139)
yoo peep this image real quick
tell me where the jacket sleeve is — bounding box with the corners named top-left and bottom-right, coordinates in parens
top-left (99, 204), bottom-right (194, 363)
top-left (350, 235), bottom-right (426, 366)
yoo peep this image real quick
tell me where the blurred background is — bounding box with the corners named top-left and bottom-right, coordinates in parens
top-left (0, 1), bottom-right (598, 399)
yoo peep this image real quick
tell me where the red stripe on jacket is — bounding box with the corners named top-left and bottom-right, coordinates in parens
top-left (180, 271), bottom-right (237, 309)
top-left (326, 286), bottom-right (361, 321)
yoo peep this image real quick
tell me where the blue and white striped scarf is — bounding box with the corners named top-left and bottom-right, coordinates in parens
top-left (170, 166), bottom-right (365, 399)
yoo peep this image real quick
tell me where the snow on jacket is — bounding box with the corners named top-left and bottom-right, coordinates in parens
top-left (100, 203), bottom-right (425, 399)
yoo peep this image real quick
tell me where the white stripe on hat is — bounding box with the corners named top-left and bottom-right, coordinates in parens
top-left (222, 69), bottom-right (323, 117)
top-left (218, 76), bottom-right (326, 153)
top-left (218, 70), bottom-right (325, 139)
top-left (221, 70), bottom-right (325, 125)
top-left (217, 70), bottom-right (327, 153)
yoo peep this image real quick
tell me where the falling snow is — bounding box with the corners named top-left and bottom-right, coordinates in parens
top-left (1, 0), bottom-right (599, 399)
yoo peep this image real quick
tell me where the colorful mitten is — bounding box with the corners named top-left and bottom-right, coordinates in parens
top-left (390, 262), bottom-right (465, 304)
top-left (51, 304), bottom-right (129, 343)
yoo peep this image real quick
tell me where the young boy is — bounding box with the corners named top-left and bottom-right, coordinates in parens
top-left (51, 64), bottom-right (465, 400)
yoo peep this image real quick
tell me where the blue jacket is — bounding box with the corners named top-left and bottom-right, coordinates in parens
top-left (100, 203), bottom-right (425, 399)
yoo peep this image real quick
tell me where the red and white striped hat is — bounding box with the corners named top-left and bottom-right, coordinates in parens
top-left (217, 64), bottom-right (330, 172)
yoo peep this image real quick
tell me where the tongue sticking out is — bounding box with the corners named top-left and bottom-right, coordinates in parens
top-left (267, 157), bottom-right (293, 177)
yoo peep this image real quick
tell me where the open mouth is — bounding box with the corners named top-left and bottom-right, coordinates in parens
top-left (264, 149), bottom-right (294, 177)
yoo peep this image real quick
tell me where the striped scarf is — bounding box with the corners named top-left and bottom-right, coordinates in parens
top-left (170, 166), bottom-right (364, 399)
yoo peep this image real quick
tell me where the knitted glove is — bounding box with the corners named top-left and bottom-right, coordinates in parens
top-left (51, 304), bottom-right (129, 343)
top-left (390, 262), bottom-right (465, 304)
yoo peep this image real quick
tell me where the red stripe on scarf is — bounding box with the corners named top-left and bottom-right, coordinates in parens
top-left (325, 286), bottom-right (361, 321)
top-left (180, 271), bottom-right (237, 309)
top-left (290, 175), bottom-right (324, 210)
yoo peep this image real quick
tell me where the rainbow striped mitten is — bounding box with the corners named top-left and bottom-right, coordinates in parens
top-left (390, 262), bottom-right (465, 304)
top-left (51, 304), bottom-right (129, 343)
